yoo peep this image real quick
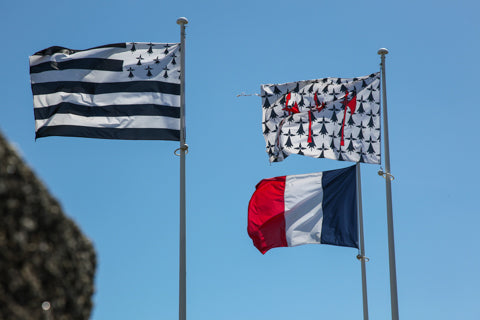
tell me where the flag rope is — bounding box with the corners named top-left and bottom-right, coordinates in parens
top-left (174, 144), bottom-right (189, 156)
top-left (356, 254), bottom-right (370, 262)
top-left (378, 168), bottom-right (395, 180)
top-left (236, 92), bottom-right (260, 97)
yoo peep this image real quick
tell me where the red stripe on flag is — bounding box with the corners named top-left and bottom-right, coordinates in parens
top-left (285, 92), bottom-right (291, 108)
top-left (308, 111), bottom-right (313, 144)
top-left (247, 176), bottom-right (287, 254)
top-left (340, 91), bottom-right (357, 146)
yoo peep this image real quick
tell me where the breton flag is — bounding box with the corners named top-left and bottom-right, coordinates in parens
top-left (29, 42), bottom-right (181, 140)
top-left (261, 73), bottom-right (381, 164)
top-left (247, 165), bottom-right (358, 254)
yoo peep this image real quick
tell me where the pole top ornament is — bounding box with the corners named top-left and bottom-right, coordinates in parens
top-left (377, 48), bottom-right (389, 55)
top-left (177, 17), bottom-right (189, 25)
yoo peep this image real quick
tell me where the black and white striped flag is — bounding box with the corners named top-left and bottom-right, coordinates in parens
top-left (29, 42), bottom-right (181, 140)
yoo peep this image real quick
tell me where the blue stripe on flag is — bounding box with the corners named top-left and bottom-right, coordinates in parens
top-left (321, 165), bottom-right (358, 248)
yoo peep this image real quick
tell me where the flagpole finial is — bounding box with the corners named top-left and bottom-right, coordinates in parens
top-left (177, 17), bottom-right (188, 25)
top-left (377, 48), bottom-right (389, 55)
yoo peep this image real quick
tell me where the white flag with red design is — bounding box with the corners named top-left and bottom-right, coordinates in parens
top-left (261, 73), bottom-right (381, 164)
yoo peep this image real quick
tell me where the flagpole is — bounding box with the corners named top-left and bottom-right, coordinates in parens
top-left (177, 17), bottom-right (188, 320)
top-left (378, 48), bottom-right (400, 320)
top-left (356, 162), bottom-right (369, 320)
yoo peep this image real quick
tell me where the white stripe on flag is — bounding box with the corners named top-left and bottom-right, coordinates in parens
top-left (35, 114), bottom-right (180, 130)
top-left (284, 172), bottom-right (325, 247)
top-left (33, 92), bottom-right (180, 108)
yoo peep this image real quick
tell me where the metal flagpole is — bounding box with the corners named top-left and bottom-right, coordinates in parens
top-left (356, 162), bottom-right (369, 320)
top-left (377, 48), bottom-right (400, 320)
top-left (177, 17), bottom-right (188, 320)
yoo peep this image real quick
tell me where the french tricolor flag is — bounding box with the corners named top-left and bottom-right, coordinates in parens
top-left (248, 165), bottom-right (358, 254)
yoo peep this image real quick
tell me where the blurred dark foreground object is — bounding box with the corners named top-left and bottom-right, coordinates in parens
top-left (0, 132), bottom-right (96, 320)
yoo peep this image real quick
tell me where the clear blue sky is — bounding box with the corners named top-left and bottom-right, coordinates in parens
top-left (1, 0), bottom-right (479, 319)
